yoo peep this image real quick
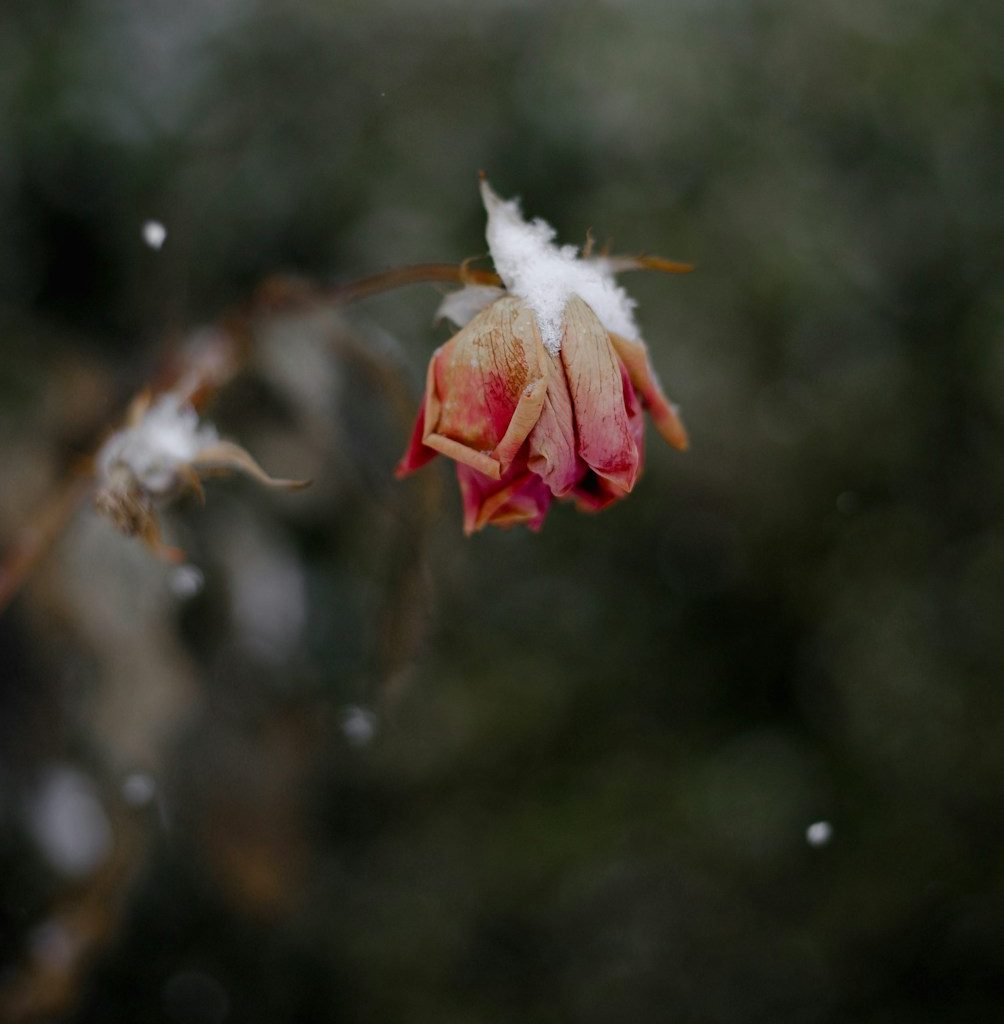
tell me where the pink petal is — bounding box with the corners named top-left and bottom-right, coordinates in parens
top-left (559, 296), bottom-right (640, 493)
top-left (527, 348), bottom-right (582, 496)
top-left (569, 473), bottom-right (626, 511)
top-left (394, 396), bottom-right (438, 478)
top-left (396, 298), bottom-right (547, 483)
top-left (569, 362), bottom-right (645, 512)
top-left (608, 331), bottom-right (689, 451)
top-left (456, 458), bottom-right (552, 535)
top-left (434, 296), bottom-right (543, 453)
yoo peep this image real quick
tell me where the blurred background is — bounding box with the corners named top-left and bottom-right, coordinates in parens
top-left (2, 0), bottom-right (1003, 1021)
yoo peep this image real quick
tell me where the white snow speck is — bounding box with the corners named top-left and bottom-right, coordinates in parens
top-left (806, 820), bottom-right (833, 847)
top-left (142, 220), bottom-right (167, 250)
top-left (226, 525), bottom-right (307, 660)
top-left (97, 394), bottom-right (218, 496)
top-left (170, 564), bottom-right (205, 599)
top-left (28, 767), bottom-right (113, 878)
top-left (341, 705), bottom-right (377, 748)
top-left (481, 178), bottom-right (639, 355)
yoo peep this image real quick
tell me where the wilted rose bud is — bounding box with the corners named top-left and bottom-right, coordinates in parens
top-left (396, 179), bottom-right (688, 534)
top-left (94, 389), bottom-right (309, 560)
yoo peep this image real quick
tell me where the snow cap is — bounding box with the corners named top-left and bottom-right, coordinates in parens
top-left (480, 178), bottom-right (640, 355)
top-left (97, 394), bottom-right (218, 496)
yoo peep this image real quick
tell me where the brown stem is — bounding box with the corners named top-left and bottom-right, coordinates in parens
top-left (323, 262), bottom-right (502, 304)
top-left (312, 254), bottom-right (692, 307)
top-left (0, 471), bottom-right (95, 617)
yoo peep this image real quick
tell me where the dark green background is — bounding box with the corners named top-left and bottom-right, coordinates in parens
top-left (2, 1), bottom-right (1003, 1021)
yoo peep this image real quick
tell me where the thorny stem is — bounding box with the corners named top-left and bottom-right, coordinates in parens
top-left (0, 254), bottom-right (692, 616)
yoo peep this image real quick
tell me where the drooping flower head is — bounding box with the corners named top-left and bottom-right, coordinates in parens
top-left (396, 179), bottom-right (689, 534)
top-left (95, 385), bottom-right (309, 560)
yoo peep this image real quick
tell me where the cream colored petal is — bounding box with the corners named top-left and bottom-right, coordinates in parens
top-left (432, 295), bottom-right (545, 456)
top-left (560, 295), bottom-right (639, 491)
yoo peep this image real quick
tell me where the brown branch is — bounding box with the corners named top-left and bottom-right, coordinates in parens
top-left (0, 470), bottom-right (95, 617)
top-left (322, 262), bottom-right (503, 304)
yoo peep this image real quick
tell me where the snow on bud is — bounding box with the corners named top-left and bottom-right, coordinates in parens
top-left (397, 178), bottom-right (689, 533)
top-left (94, 388), bottom-right (309, 561)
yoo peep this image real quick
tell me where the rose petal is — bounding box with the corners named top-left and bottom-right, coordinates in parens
top-left (456, 458), bottom-right (552, 535)
top-left (527, 348), bottom-right (582, 496)
top-left (493, 376), bottom-right (547, 472)
top-left (559, 295), bottom-right (639, 492)
top-left (569, 472), bottom-right (625, 511)
top-left (394, 396), bottom-right (439, 478)
top-left (608, 331), bottom-right (689, 451)
top-left (569, 362), bottom-right (645, 512)
top-left (421, 296), bottom-right (545, 478)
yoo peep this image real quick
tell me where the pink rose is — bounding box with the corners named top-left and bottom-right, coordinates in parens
top-left (396, 292), bottom-right (687, 533)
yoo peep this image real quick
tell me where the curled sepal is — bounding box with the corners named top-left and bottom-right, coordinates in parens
top-left (190, 441), bottom-right (312, 491)
top-left (598, 254), bottom-right (695, 276)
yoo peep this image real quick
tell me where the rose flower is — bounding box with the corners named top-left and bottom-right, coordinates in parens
top-left (396, 179), bottom-right (689, 534)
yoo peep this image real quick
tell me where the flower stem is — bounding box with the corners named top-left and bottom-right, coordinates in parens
top-left (313, 255), bottom-right (692, 307)
top-left (0, 471), bottom-right (94, 615)
top-left (323, 263), bottom-right (503, 304)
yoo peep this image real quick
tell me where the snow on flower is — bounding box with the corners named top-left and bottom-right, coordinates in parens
top-left (480, 178), bottom-right (641, 354)
top-left (397, 178), bottom-right (689, 534)
top-left (97, 393), bottom-right (219, 498)
top-left (94, 387), bottom-right (308, 560)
